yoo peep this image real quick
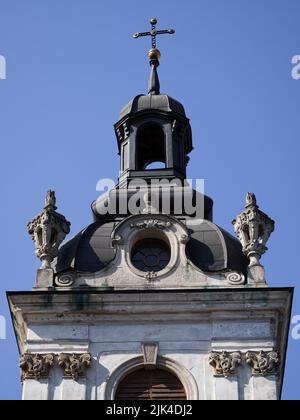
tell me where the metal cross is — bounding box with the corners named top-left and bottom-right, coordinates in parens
top-left (133, 18), bottom-right (175, 49)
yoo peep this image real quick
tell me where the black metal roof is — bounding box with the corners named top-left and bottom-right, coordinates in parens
top-left (54, 218), bottom-right (248, 275)
top-left (119, 94), bottom-right (186, 120)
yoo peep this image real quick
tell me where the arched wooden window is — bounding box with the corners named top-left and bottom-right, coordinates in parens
top-left (115, 368), bottom-right (187, 400)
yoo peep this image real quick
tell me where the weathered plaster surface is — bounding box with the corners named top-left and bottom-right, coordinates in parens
top-left (8, 288), bottom-right (292, 400)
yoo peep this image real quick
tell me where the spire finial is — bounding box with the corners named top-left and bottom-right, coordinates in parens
top-left (133, 18), bottom-right (175, 95)
top-left (45, 190), bottom-right (57, 210)
top-left (28, 191), bottom-right (71, 269)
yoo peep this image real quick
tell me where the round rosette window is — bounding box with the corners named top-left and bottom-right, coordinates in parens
top-left (131, 238), bottom-right (171, 273)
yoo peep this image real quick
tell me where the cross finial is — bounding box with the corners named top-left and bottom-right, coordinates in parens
top-left (133, 18), bottom-right (175, 51)
top-left (133, 19), bottom-right (175, 95)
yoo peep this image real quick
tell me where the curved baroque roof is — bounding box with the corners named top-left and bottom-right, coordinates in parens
top-left (119, 94), bottom-right (186, 120)
top-left (54, 219), bottom-right (248, 276)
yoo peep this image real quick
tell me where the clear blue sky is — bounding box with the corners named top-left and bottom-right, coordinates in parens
top-left (0, 0), bottom-right (299, 400)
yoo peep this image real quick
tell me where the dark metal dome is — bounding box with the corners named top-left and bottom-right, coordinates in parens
top-left (186, 220), bottom-right (249, 275)
top-left (54, 221), bottom-right (116, 273)
top-left (119, 94), bottom-right (186, 120)
top-left (54, 217), bottom-right (248, 276)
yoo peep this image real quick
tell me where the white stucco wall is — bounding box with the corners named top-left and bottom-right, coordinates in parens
top-left (10, 289), bottom-right (291, 400)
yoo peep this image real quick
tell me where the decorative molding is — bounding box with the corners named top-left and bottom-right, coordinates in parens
top-left (19, 353), bottom-right (92, 382)
top-left (111, 234), bottom-right (123, 247)
top-left (145, 271), bottom-right (158, 281)
top-left (58, 353), bottom-right (92, 380)
top-left (123, 122), bottom-right (130, 139)
top-left (28, 191), bottom-right (71, 269)
top-left (209, 351), bottom-right (242, 377)
top-left (130, 219), bottom-right (172, 230)
top-left (180, 234), bottom-right (190, 244)
top-left (246, 350), bottom-right (280, 376)
top-left (105, 355), bottom-right (199, 400)
top-left (55, 271), bottom-right (76, 288)
top-left (116, 127), bottom-right (123, 142)
top-left (20, 353), bottom-right (54, 382)
top-left (116, 122), bottom-right (130, 143)
top-left (226, 272), bottom-right (245, 285)
top-left (141, 342), bottom-right (159, 369)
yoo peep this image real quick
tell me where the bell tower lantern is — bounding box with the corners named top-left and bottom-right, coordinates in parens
top-left (115, 20), bottom-right (192, 188)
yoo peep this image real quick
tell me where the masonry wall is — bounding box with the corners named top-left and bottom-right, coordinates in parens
top-left (22, 316), bottom-right (279, 400)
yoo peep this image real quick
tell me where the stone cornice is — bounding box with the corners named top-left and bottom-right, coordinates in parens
top-left (7, 288), bottom-right (292, 320)
top-left (7, 289), bottom-right (292, 327)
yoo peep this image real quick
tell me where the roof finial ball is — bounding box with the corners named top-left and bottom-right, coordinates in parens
top-left (148, 47), bottom-right (161, 63)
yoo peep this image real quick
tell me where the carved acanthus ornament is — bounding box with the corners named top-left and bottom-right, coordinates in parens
top-left (58, 353), bottom-right (92, 379)
top-left (28, 191), bottom-right (71, 269)
top-left (246, 350), bottom-right (280, 376)
top-left (232, 193), bottom-right (275, 267)
top-left (131, 219), bottom-right (172, 230)
top-left (145, 271), bottom-right (158, 281)
top-left (20, 353), bottom-right (54, 382)
top-left (209, 351), bottom-right (242, 377)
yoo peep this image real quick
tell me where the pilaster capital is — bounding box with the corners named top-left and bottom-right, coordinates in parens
top-left (58, 353), bottom-right (92, 380)
top-left (20, 353), bottom-right (54, 382)
top-left (209, 351), bottom-right (242, 377)
top-left (246, 350), bottom-right (280, 376)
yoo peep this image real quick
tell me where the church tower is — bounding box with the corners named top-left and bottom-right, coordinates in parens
top-left (8, 19), bottom-right (293, 400)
